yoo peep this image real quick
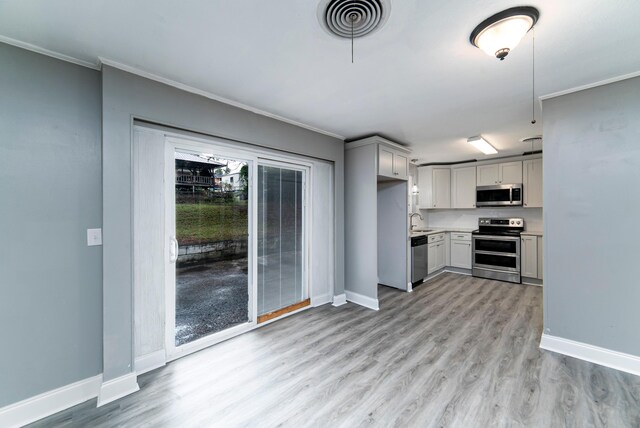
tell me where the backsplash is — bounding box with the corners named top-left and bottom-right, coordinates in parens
top-left (417, 207), bottom-right (543, 231)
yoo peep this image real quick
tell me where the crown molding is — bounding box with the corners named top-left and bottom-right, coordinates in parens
top-left (98, 57), bottom-right (345, 140)
top-left (540, 70), bottom-right (640, 101)
top-left (0, 35), bottom-right (100, 69)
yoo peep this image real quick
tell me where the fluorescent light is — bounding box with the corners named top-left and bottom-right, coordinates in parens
top-left (468, 136), bottom-right (498, 155)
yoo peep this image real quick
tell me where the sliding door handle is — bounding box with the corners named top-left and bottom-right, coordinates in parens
top-left (169, 236), bottom-right (179, 263)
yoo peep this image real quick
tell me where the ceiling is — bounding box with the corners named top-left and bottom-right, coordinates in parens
top-left (1, 0), bottom-right (639, 162)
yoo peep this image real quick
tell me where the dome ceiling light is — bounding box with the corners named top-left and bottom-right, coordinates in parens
top-left (470, 6), bottom-right (539, 60)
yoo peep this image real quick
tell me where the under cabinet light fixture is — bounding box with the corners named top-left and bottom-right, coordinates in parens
top-left (468, 136), bottom-right (498, 155)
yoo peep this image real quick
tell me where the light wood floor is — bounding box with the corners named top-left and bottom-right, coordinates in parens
top-left (30, 273), bottom-right (640, 427)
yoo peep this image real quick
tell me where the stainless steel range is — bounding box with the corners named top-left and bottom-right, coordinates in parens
top-left (472, 217), bottom-right (524, 283)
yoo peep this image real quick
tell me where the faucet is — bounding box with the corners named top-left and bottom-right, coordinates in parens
top-left (409, 212), bottom-right (424, 231)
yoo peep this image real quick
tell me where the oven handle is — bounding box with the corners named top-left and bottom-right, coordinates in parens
top-left (474, 250), bottom-right (518, 257)
top-left (473, 235), bottom-right (521, 242)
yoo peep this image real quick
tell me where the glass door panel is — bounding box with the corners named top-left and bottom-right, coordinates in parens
top-left (173, 150), bottom-right (250, 346)
top-left (257, 164), bottom-right (307, 318)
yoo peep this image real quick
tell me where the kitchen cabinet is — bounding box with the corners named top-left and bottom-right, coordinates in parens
top-left (477, 161), bottom-right (522, 185)
top-left (427, 233), bottom-right (446, 274)
top-left (521, 235), bottom-right (538, 278)
top-left (418, 167), bottom-right (451, 209)
top-left (345, 135), bottom-right (412, 300)
top-left (451, 166), bottom-right (476, 208)
top-left (537, 236), bottom-right (543, 280)
top-left (523, 158), bottom-right (543, 208)
top-left (450, 233), bottom-right (472, 269)
top-left (378, 145), bottom-right (408, 180)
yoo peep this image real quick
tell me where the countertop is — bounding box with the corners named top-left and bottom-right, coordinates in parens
top-left (410, 227), bottom-right (475, 238)
top-left (410, 227), bottom-right (543, 238)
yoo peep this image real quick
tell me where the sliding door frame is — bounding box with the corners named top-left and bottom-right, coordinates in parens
top-left (163, 134), bottom-right (313, 362)
top-left (256, 158), bottom-right (311, 319)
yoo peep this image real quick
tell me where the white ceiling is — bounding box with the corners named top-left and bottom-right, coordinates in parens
top-left (1, 0), bottom-right (639, 162)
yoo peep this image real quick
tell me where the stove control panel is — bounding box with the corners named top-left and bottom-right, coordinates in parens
top-left (478, 217), bottom-right (525, 228)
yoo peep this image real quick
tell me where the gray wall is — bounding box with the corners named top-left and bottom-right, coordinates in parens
top-left (344, 144), bottom-right (378, 299)
top-left (543, 76), bottom-right (640, 356)
top-left (0, 43), bottom-right (103, 407)
top-left (101, 66), bottom-right (345, 381)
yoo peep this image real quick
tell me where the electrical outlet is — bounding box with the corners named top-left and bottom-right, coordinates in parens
top-left (87, 228), bottom-right (102, 246)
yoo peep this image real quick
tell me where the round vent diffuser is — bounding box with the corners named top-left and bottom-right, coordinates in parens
top-left (319, 0), bottom-right (390, 39)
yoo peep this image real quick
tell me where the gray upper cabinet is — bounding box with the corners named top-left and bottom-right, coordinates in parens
top-left (523, 158), bottom-right (543, 208)
top-left (418, 166), bottom-right (451, 209)
top-left (377, 144), bottom-right (408, 180)
top-left (378, 146), bottom-right (394, 177)
top-left (477, 161), bottom-right (522, 185)
top-left (393, 151), bottom-right (408, 179)
top-left (451, 166), bottom-right (476, 208)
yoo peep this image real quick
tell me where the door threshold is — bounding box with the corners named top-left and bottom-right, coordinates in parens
top-left (258, 299), bottom-right (311, 324)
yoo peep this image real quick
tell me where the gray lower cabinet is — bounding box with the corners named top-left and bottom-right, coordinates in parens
top-left (450, 238), bottom-right (472, 269)
top-left (427, 233), bottom-right (446, 274)
top-left (521, 234), bottom-right (543, 281)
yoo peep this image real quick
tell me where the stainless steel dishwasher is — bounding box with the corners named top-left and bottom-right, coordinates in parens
top-left (411, 235), bottom-right (429, 284)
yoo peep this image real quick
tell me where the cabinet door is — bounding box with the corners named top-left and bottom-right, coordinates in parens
top-left (523, 158), bottom-right (543, 208)
top-left (433, 169), bottom-right (451, 208)
top-left (436, 243), bottom-right (446, 270)
top-left (452, 166), bottom-right (476, 208)
top-left (451, 241), bottom-right (472, 269)
top-left (378, 146), bottom-right (395, 178)
top-left (500, 161), bottom-right (523, 184)
top-left (428, 243), bottom-right (438, 274)
top-left (477, 164), bottom-right (500, 186)
top-left (521, 236), bottom-right (538, 278)
top-left (393, 152), bottom-right (408, 180)
top-left (537, 236), bottom-right (543, 280)
top-left (417, 167), bottom-right (431, 208)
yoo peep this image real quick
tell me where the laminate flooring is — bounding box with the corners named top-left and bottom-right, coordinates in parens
top-left (30, 273), bottom-right (640, 427)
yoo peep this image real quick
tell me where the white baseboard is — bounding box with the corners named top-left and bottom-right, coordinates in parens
top-left (332, 293), bottom-right (347, 307)
top-left (345, 291), bottom-right (379, 311)
top-left (97, 373), bottom-right (140, 407)
top-left (540, 334), bottom-right (640, 377)
top-left (0, 374), bottom-right (102, 428)
top-left (312, 293), bottom-right (332, 307)
top-left (135, 350), bottom-right (166, 376)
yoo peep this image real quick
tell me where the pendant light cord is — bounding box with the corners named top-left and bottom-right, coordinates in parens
top-left (531, 28), bottom-right (536, 124)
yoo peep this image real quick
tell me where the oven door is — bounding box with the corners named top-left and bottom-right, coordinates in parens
top-left (472, 235), bottom-right (520, 272)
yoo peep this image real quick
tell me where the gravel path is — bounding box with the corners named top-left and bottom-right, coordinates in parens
top-left (175, 258), bottom-right (249, 346)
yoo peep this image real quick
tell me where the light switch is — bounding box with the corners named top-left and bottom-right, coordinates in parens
top-left (87, 228), bottom-right (102, 246)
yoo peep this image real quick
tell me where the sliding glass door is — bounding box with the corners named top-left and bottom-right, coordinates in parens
top-left (257, 162), bottom-right (308, 322)
top-left (165, 137), bottom-right (310, 359)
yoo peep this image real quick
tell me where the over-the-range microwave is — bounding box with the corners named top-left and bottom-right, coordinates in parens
top-left (476, 184), bottom-right (523, 207)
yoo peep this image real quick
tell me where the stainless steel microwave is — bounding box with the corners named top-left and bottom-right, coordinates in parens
top-left (476, 184), bottom-right (523, 207)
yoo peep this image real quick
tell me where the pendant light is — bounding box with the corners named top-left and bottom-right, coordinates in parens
top-left (470, 6), bottom-right (539, 60)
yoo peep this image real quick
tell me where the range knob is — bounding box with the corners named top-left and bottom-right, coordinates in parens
top-left (517, 221), bottom-right (521, 225)
top-left (510, 220), bottom-right (515, 225)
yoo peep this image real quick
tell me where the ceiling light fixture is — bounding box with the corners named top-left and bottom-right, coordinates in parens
top-left (470, 6), bottom-right (539, 60)
top-left (468, 136), bottom-right (498, 155)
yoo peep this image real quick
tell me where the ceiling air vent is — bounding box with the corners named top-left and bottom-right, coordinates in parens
top-left (319, 0), bottom-right (390, 39)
